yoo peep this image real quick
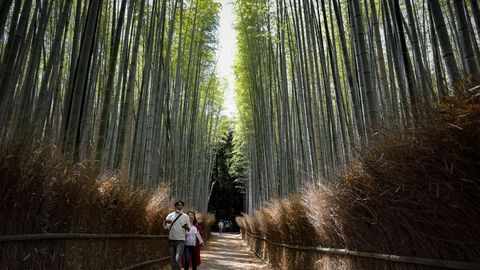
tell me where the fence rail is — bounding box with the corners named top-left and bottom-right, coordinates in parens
top-left (119, 256), bottom-right (171, 270)
top-left (0, 233), bottom-right (170, 270)
top-left (244, 232), bottom-right (480, 270)
top-left (0, 233), bottom-right (168, 242)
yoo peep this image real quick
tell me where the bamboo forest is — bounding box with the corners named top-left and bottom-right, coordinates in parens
top-left (1, 0), bottom-right (479, 269)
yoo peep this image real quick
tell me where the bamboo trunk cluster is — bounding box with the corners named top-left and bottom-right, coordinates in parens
top-left (0, 0), bottom-right (223, 211)
top-left (234, 0), bottom-right (480, 213)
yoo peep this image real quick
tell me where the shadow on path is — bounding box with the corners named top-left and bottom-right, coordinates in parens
top-left (199, 232), bottom-right (271, 270)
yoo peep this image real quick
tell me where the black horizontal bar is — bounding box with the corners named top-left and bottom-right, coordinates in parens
top-left (0, 233), bottom-right (168, 242)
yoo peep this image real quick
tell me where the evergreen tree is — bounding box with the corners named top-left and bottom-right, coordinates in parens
top-left (208, 128), bottom-right (246, 231)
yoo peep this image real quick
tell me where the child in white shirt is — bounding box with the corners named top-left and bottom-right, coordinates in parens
top-left (184, 211), bottom-right (204, 270)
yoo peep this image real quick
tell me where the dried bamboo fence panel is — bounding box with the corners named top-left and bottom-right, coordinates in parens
top-left (0, 234), bottom-right (169, 269)
top-left (242, 232), bottom-right (480, 270)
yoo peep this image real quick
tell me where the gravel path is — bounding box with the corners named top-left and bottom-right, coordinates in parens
top-left (198, 232), bottom-right (271, 270)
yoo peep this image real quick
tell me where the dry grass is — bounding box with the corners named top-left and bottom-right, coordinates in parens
top-left (0, 141), bottom-right (173, 235)
top-left (0, 140), bottom-right (216, 235)
top-left (145, 183), bottom-right (172, 234)
top-left (196, 212), bottom-right (216, 240)
top-left (239, 196), bottom-right (320, 269)
top-left (238, 92), bottom-right (480, 269)
top-left (0, 139), bottom-right (217, 237)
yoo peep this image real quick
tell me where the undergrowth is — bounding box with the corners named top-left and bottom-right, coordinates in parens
top-left (238, 91), bottom-right (480, 269)
top-left (0, 142), bottom-right (172, 235)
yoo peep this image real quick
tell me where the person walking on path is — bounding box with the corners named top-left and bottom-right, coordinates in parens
top-left (183, 211), bottom-right (204, 270)
top-left (218, 220), bottom-right (224, 235)
top-left (163, 200), bottom-right (190, 270)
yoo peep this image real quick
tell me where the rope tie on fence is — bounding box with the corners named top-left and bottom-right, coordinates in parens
top-left (244, 232), bottom-right (480, 270)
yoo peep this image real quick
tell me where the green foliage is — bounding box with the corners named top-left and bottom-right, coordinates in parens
top-left (208, 120), bottom-right (247, 225)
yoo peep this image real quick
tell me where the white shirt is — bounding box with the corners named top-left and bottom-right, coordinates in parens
top-left (164, 211), bottom-right (190, 240)
top-left (185, 225), bottom-right (204, 246)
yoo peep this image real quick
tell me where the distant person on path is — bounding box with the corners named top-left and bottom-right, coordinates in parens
top-left (218, 220), bottom-right (224, 235)
top-left (183, 211), bottom-right (204, 270)
top-left (225, 220), bottom-right (232, 232)
top-left (163, 200), bottom-right (190, 270)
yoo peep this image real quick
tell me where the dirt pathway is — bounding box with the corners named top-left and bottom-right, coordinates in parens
top-left (198, 233), bottom-right (271, 270)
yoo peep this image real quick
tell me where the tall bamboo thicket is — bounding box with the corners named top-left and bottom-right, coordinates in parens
top-left (233, 0), bottom-right (480, 213)
top-left (0, 0), bottom-right (223, 211)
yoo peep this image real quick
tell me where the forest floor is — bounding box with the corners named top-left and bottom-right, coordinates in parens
top-left (197, 232), bottom-right (271, 270)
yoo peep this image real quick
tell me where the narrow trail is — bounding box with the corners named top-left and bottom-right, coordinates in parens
top-left (199, 232), bottom-right (271, 270)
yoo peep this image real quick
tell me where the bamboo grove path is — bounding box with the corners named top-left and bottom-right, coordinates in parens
top-left (197, 233), bottom-right (271, 270)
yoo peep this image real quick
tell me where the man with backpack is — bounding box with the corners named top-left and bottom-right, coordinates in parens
top-left (164, 200), bottom-right (191, 270)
